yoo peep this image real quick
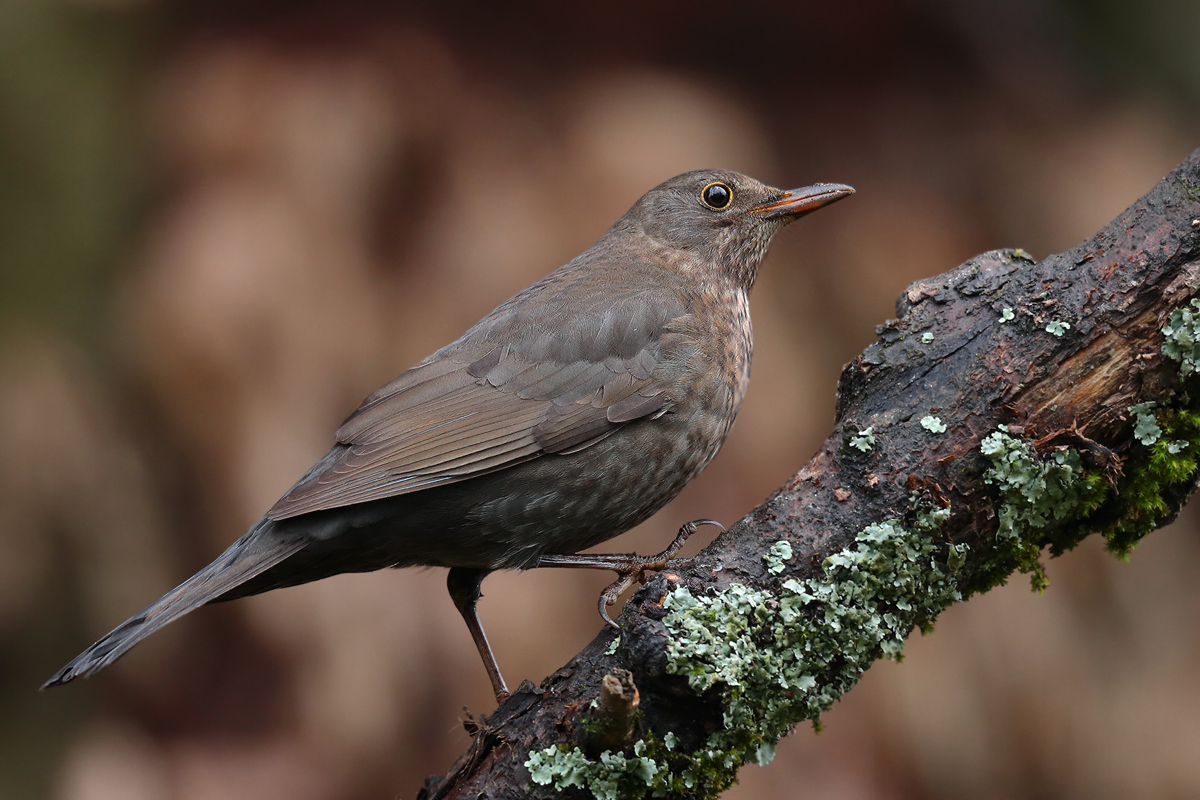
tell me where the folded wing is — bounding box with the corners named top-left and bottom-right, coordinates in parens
top-left (267, 287), bottom-right (697, 520)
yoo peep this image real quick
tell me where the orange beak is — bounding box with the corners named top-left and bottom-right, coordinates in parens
top-left (756, 183), bottom-right (855, 219)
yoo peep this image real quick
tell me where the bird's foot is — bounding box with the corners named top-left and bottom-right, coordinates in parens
top-left (534, 519), bottom-right (725, 628)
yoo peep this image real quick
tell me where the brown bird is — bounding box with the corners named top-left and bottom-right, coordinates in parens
top-left (43, 170), bottom-right (853, 702)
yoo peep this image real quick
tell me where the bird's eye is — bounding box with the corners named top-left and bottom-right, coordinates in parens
top-left (700, 182), bottom-right (733, 210)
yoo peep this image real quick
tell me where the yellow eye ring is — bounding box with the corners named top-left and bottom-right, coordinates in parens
top-left (700, 182), bottom-right (733, 210)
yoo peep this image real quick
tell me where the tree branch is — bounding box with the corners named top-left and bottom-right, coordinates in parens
top-left (418, 148), bottom-right (1200, 800)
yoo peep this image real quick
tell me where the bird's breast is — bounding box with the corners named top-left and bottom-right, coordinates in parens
top-left (697, 284), bottom-right (752, 427)
top-left (660, 283), bottom-right (752, 483)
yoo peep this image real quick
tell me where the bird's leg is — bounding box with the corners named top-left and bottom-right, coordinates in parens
top-left (533, 519), bottom-right (725, 628)
top-left (447, 567), bottom-right (510, 704)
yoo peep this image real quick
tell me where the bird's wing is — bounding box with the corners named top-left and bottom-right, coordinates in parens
top-left (266, 284), bottom-right (699, 520)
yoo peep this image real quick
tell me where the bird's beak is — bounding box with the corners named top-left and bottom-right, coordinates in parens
top-left (755, 183), bottom-right (855, 220)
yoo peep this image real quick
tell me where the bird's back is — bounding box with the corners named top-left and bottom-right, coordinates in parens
top-left (250, 237), bottom-right (754, 576)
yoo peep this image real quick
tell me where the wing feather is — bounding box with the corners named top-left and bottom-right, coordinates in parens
top-left (267, 285), bottom-right (698, 521)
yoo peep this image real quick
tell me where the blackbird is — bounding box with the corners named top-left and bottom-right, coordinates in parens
top-left (44, 169), bottom-right (853, 702)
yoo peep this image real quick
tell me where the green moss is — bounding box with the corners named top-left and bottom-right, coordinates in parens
top-left (977, 426), bottom-right (1109, 592)
top-left (1101, 407), bottom-right (1200, 557)
top-left (977, 403), bottom-right (1200, 586)
top-left (1096, 299), bottom-right (1200, 552)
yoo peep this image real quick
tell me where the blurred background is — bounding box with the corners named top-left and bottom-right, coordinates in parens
top-left (3, 1), bottom-right (1200, 798)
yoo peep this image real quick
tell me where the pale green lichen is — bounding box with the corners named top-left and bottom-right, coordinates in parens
top-left (981, 426), bottom-right (1094, 540)
top-left (527, 741), bottom-right (667, 799)
top-left (528, 734), bottom-right (740, 798)
top-left (921, 332), bottom-right (935, 344)
top-left (921, 415), bottom-right (947, 434)
top-left (658, 506), bottom-right (962, 775)
top-left (524, 402), bottom-right (1200, 798)
top-left (764, 540), bottom-right (793, 575)
top-left (1045, 320), bottom-right (1071, 337)
top-left (849, 426), bottom-right (875, 452)
top-left (524, 505), bottom-right (966, 799)
top-left (999, 307), bottom-right (1015, 323)
top-left (1130, 403), bottom-right (1163, 446)
top-left (978, 406), bottom-right (1200, 578)
top-left (979, 425), bottom-right (1107, 591)
top-left (605, 636), bottom-right (621, 656)
top-left (1161, 298), bottom-right (1200, 377)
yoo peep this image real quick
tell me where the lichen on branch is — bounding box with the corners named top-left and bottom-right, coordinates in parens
top-left (421, 149), bottom-right (1200, 800)
top-left (525, 504), bottom-right (965, 799)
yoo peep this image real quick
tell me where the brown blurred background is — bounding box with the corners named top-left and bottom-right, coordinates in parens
top-left (3, 1), bottom-right (1200, 798)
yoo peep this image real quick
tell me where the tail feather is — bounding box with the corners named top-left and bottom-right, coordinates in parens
top-left (42, 523), bottom-right (305, 689)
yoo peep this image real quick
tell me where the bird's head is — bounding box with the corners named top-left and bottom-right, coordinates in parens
top-left (616, 169), bottom-right (854, 291)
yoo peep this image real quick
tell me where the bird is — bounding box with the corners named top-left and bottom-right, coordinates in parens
top-left (43, 169), bottom-right (853, 703)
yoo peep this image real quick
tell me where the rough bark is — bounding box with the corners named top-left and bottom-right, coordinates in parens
top-left (418, 149), bottom-right (1200, 799)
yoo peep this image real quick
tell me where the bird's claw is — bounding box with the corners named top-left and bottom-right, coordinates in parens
top-left (596, 518), bottom-right (725, 628)
top-left (599, 579), bottom-right (633, 628)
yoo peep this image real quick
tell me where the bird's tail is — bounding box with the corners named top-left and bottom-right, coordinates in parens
top-left (41, 520), bottom-right (305, 689)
